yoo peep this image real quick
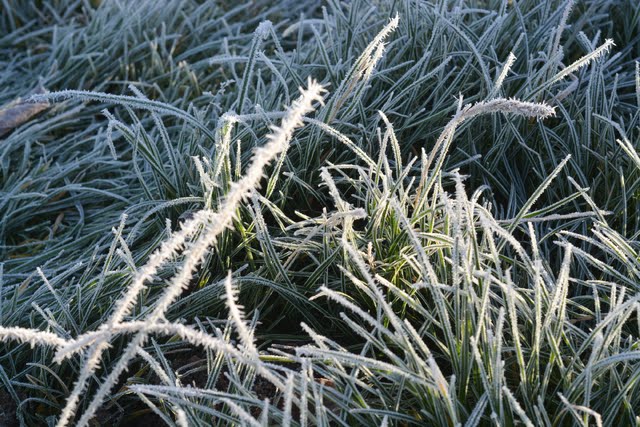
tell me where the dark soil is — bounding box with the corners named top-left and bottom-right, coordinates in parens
top-left (0, 389), bottom-right (19, 427)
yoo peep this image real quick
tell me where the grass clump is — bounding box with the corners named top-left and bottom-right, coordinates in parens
top-left (0, 0), bottom-right (639, 425)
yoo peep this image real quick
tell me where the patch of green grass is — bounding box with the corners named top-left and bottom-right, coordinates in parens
top-left (0, 0), bottom-right (639, 425)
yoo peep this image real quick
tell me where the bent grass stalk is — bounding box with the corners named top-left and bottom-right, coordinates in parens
top-left (74, 78), bottom-right (325, 427)
top-left (0, 78), bottom-right (325, 427)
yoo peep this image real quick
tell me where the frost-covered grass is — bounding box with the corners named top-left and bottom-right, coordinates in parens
top-left (0, 0), bottom-right (639, 425)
